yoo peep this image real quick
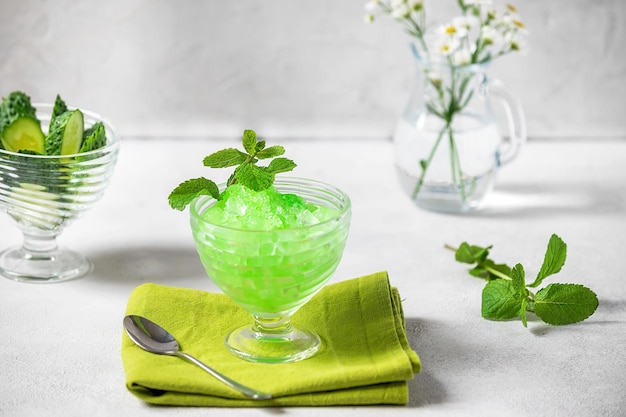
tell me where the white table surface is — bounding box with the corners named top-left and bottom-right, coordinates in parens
top-left (1, 137), bottom-right (625, 417)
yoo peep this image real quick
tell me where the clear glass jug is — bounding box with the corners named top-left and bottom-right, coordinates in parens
top-left (393, 47), bottom-right (526, 213)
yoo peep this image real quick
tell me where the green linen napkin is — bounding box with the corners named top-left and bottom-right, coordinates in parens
top-left (121, 271), bottom-right (421, 406)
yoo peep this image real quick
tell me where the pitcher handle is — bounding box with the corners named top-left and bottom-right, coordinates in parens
top-left (489, 79), bottom-right (527, 166)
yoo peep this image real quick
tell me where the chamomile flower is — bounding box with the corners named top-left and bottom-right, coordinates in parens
top-left (480, 25), bottom-right (504, 49)
top-left (409, 0), bottom-right (424, 11)
top-left (452, 48), bottom-right (473, 66)
top-left (506, 29), bottom-right (527, 52)
top-left (364, 0), bottom-right (379, 13)
top-left (438, 22), bottom-right (468, 39)
top-left (426, 70), bottom-right (443, 89)
top-left (364, 0), bottom-right (527, 64)
top-left (435, 35), bottom-right (461, 56)
top-left (452, 15), bottom-right (480, 31)
top-left (391, 3), bottom-right (411, 19)
top-left (502, 11), bottom-right (525, 30)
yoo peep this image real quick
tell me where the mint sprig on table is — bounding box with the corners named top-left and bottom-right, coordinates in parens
top-left (447, 234), bottom-right (599, 327)
top-left (168, 129), bottom-right (297, 210)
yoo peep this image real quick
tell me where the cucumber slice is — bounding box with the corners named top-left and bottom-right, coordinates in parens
top-left (1, 117), bottom-right (45, 153)
top-left (45, 109), bottom-right (84, 155)
top-left (0, 91), bottom-right (45, 153)
top-left (50, 94), bottom-right (68, 128)
top-left (80, 121), bottom-right (107, 152)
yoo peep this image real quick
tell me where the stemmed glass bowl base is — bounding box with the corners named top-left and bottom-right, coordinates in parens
top-left (225, 324), bottom-right (321, 364)
top-left (0, 245), bottom-right (92, 283)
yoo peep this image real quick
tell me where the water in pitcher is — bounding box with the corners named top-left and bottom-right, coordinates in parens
top-left (394, 113), bottom-right (502, 213)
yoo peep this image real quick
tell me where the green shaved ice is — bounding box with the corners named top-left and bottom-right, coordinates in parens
top-left (203, 184), bottom-right (338, 230)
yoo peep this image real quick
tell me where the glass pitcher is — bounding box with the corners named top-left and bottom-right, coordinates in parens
top-left (393, 46), bottom-right (526, 213)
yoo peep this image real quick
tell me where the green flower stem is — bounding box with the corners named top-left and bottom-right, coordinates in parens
top-left (411, 121), bottom-right (449, 199)
top-left (448, 126), bottom-right (467, 204)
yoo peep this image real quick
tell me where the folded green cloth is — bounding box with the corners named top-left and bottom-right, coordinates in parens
top-left (121, 271), bottom-right (421, 406)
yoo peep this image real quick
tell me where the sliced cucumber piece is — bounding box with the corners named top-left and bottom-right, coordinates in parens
top-left (0, 91), bottom-right (45, 153)
top-left (1, 117), bottom-right (45, 153)
top-left (45, 109), bottom-right (84, 155)
top-left (50, 94), bottom-right (68, 128)
top-left (80, 121), bottom-right (107, 152)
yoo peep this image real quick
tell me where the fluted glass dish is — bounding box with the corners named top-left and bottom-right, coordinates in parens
top-left (190, 178), bottom-right (351, 363)
top-left (0, 104), bottom-right (120, 283)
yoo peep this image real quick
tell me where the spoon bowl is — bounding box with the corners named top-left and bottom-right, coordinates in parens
top-left (123, 315), bottom-right (272, 400)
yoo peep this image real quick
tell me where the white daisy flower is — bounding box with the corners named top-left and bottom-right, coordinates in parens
top-left (507, 29), bottom-right (528, 52)
top-left (452, 15), bottom-right (480, 31)
top-left (426, 70), bottom-right (443, 89)
top-left (390, 0), bottom-right (407, 9)
top-left (502, 13), bottom-right (525, 30)
top-left (452, 47), bottom-right (473, 66)
top-left (437, 23), bottom-right (468, 39)
top-left (409, 0), bottom-right (424, 11)
top-left (364, 0), bottom-right (380, 13)
top-left (480, 25), bottom-right (503, 47)
top-left (391, 3), bottom-right (411, 19)
top-left (435, 35), bottom-right (461, 56)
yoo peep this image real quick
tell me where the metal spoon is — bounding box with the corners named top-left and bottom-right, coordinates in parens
top-left (123, 315), bottom-right (272, 400)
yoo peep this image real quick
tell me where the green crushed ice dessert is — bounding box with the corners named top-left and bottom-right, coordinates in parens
top-left (202, 183), bottom-right (338, 230)
top-left (170, 130), bottom-right (351, 318)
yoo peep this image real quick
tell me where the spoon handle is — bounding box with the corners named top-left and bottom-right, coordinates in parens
top-left (176, 352), bottom-right (272, 400)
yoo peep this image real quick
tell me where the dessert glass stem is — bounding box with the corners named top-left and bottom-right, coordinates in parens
top-left (20, 227), bottom-right (58, 255)
top-left (224, 313), bottom-right (321, 363)
top-left (0, 225), bottom-right (92, 283)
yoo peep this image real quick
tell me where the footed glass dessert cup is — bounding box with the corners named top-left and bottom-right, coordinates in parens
top-left (190, 178), bottom-right (351, 363)
top-left (0, 104), bottom-right (120, 283)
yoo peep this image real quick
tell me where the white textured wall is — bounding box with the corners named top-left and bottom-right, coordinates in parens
top-left (1, 0), bottom-right (624, 139)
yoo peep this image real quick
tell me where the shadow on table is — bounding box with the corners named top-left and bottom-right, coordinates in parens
top-left (87, 245), bottom-right (211, 289)
top-left (469, 181), bottom-right (625, 219)
top-left (405, 318), bottom-right (448, 407)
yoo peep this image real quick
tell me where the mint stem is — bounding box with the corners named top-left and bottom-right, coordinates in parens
top-left (483, 265), bottom-right (512, 281)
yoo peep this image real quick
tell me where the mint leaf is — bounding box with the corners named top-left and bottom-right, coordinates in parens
top-left (169, 129), bottom-right (297, 209)
top-left (203, 148), bottom-right (248, 168)
top-left (455, 242), bottom-right (491, 264)
top-left (235, 162), bottom-right (274, 191)
top-left (534, 283), bottom-right (599, 325)
top-left (256, 145), bottom-right (285, 160)
top-left (266, 157), bottom-right (297, 174)
top-left (482, 279), bottom-right (523, 321)
top-left (168, 177), bottom-right (219, 210)
top-left (449, 235), bottom-right (599, 328)
top-left (469, 265), bottom-right (488, 279)
top-left (520, 298), bottom-right (529, 328)
top-left (511, 263), bottom-right (526, 292)
top-left (510, 264), bottom-right (529, 326)
top-left (528, 234), bottom-right (567, 288)
top-left (467, 260), bottom-right (511, 281)
top-left (242, 129), bottom-right (257, 155)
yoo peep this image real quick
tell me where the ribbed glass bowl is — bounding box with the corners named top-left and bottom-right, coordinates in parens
top-left (0, 103), bottom-right (120, 282)
top-left (190, 177), bottom-right (351, 363)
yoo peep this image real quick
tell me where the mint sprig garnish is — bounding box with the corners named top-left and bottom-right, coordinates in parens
top-left (447, 234), bottom-right (599, 327)
top-left (168, 129), bottom-right (296, 211)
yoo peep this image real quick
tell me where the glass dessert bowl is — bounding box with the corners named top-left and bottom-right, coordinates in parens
top-left (0, 103), bottom-right (120, 283)
top-left (190, 178), bottom-right (351, 363)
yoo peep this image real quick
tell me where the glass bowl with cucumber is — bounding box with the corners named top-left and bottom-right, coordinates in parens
top-left (0, 91), bottom-right (120, 283)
